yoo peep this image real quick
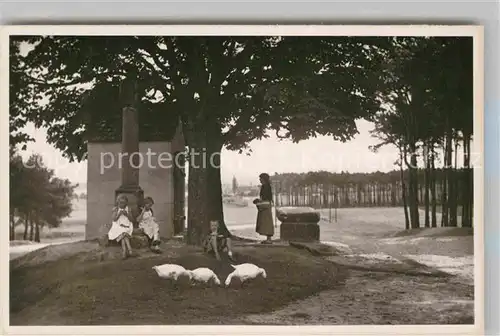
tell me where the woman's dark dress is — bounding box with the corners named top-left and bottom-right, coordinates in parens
top-left (256, 183), bottom-right (275, 236)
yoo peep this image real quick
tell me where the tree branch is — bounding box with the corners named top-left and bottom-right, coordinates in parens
top-left (22, 71), bottom-right (111, 88)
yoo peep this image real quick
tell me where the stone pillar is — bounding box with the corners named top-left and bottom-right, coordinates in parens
top-left (115, 77), bottom-right (143, 228)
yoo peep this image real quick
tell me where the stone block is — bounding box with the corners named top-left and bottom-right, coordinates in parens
top-left (130, 229), bottom-right (150, 249)
top-left (280, 222), bottom-right (320, 242)
top-left (276, 206), bottom-right (320, 224)
top-left (101, 229), bottom-right (150, 249)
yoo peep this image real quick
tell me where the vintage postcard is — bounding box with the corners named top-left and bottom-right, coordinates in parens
top-left (1, 25), bottom-right (484, 335)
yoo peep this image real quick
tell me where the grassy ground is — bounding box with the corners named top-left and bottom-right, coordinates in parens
top-left (10, 241), bottom-right (345, 325)
top-left (9, 237), bottom-right (475, 326)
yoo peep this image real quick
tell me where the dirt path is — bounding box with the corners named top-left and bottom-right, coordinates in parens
top-left (231, 208), bottom-right (474, 284)
top-left (239, 270), bottom-right (474, 325)
top-left (229, 207), bottom-right (475, 324)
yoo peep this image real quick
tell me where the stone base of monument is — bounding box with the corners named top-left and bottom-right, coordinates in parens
top-left (130, 230), bottom-right (150, 249)
top-left (276, 209), bottom-right (321, 224)
top-left (280, 222), bottom-right (320, 242)
top-left (276, 206), bottom-right (321, 243)
top-left (98, 229), bottom-right (150, 249)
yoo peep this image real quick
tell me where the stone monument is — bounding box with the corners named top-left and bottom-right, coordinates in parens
top-left (114, 77), bottom-right (143, 227)
top-left (277, 206), bottom-right (321, 242)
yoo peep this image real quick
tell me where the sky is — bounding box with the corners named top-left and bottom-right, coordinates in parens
top-left (19, 119), bottom-right (400, 189)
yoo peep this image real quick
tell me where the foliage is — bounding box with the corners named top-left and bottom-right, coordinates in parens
top-left (9, 150), bottom-right (78, 241)
top-left (11, 35), bottom-right (392, 244)
top-left (369, 37), bottom-right (474, 228)
top-left (10, 36), bottom-right (389, 159)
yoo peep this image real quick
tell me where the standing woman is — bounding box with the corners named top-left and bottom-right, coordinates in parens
top-left (255, 173), bottom-right (274, 244)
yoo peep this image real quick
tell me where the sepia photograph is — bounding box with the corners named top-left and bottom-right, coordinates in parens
top-left (3, 25), bottom-right (483, 332)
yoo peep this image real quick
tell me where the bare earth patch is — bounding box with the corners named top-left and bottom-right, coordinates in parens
top-left (242, 270), bottom-right (474, 325)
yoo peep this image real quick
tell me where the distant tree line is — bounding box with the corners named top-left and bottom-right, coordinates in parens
top-left (271, 168), bottom-right (473, 229)
top-left (73, 192), bottom-right (87, 200)
top-left (9, 148), bottom-right (78, 242)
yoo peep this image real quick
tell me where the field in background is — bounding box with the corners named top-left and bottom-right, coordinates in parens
top-left (10, 198), bottom-right (473, 261)
top-left (11, 198), bottom-right (466, 242)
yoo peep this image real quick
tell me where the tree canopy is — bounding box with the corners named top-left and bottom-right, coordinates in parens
top-left (370, 36), bottom-right (474, 229)
top-left (10, 149), bottom-right (78, 241)
top-left (11, 35), bottom-right (394, 244)
top-left (10, 36), bottom-right (390, 158)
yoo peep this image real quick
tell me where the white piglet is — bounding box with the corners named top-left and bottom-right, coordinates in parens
top-left (225, 263), bottom-right (267, 287)
top-left (152, 264), bottom-right (192, 281)
top-left (188, 267), bottom-right (221, 286)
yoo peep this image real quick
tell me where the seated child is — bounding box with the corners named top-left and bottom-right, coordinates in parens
top-left (108, 194), bottom-right (135, 259)
top-left (137, 196), bottom-right (162, 253)
top-left (202, 219), bottom-right (235, 261)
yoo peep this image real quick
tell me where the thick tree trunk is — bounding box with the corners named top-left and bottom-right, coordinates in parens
top-left (468, 140), bottom-right (473, 227)
top-left (35, 220), bottom-right (41, 243)
top-left (23, 215), bottom-right (29, 240)
top-left (424, 143), bottom-right (430, 228)
top-left (10, 222), bottom-right (14, 241)
top-left (10, 213), bottom-right (15, 241)
top-left (462, 133), bottom-right (472, 227)
top-left (207, 140), bottom-right (224, 226)
top-left (407, 144), bottom-right (420, 229)
top-left (185, 127), bottom-right (210, 246)
top-left (430, 148), bottom-right (437, 228)
top-left (29, 216), bottom-right (34, 241)
top-left (444, 131), bottom-right (455, 227)
top-left (10, 212), bottom-right (15, 239)
top-left (441, 145), bottom-right (449, 227)
top-left (185, 116), bottom-right (225, 246)
top-left (449, 137), bottom-right (458, 227)
top-left (173, 151), bottom-right (186, 235)
top-left (399, 150), bottom-right (410, 230)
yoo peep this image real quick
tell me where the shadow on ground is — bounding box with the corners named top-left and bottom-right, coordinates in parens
top-left (10, 240), bottom-right (346, 325)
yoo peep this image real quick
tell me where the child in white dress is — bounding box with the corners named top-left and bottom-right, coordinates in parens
top-left (108, 194), bottom-right (135, 259)
top-left (137, 196), bottom-right (161, 253)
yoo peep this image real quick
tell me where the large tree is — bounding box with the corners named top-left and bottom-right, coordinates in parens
top-left (10, 150), bottom-right (77, 242)
top-left (11, 36), bottom-right (389, 244)
top-left (370, 36), bottom-right (473, 229)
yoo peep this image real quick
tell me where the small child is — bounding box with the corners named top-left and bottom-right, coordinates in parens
top-left (137, 196), bottom-right (161, 253)
top-left (108, 194), bottom-right (135, 259)
top-left (203, 219), bottom-right (235, 261)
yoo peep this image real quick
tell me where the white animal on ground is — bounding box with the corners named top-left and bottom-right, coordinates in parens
top-left (152, 264), bottom-right (192, 281)
top-left (188, 267), bottom-right (221, 286)
top-left (225, 263), bottom-right (267, 287)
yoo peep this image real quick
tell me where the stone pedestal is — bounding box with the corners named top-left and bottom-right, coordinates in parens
top-left (115, 78), bottom-right (143, 228)
top-left (276, 206), bottom-right (321, 223)
top-left (280, 222), bottom-right (320, 242)
top-left (277, 206), bottom-right (321, 243)
top-left (130, 228), bottom-right (150, 249)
